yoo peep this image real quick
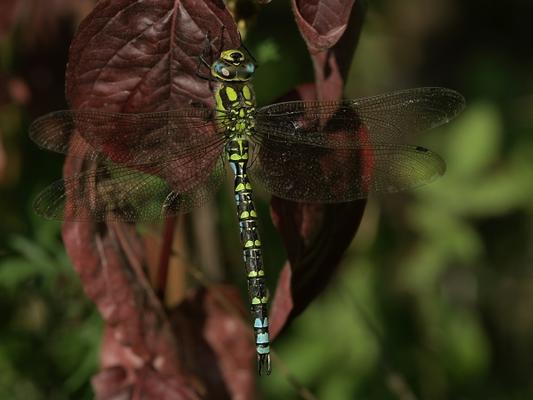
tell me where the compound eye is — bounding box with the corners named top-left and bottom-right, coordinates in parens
top-left (246, 63), bottom-right (256, 74)
top-left (215, 62), bottom-right (235, 78)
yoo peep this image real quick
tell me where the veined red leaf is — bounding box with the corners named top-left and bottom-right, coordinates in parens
top-left (66, 0), bottom-right (240, 112)
top-left (268, 85), bottom-right (367, 339)
top-left (61, 1), bottom-right (244, 397)
top-left (292, 0), bottom-right (357, 52)
top-left (270, 3), bottom-right (367, 338)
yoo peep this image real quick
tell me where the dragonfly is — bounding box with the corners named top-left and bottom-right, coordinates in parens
top-left (30, 46), bottom-right (465, 375)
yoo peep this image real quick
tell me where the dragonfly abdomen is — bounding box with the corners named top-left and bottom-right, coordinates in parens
top-left (226, 138), bottom-right (271, 375)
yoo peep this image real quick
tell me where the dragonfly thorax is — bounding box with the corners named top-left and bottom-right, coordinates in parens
top-left (215, 82), bottom-right (256, 138)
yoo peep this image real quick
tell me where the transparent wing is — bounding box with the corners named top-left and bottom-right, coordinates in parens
top-left (33, 137), bottom-right (226, 222)
top-left (249, 141), bottom-right (445, 202)
top-left (254, 87), bottom-right (465, 148)
top-left (30, 108), bottom-right (225, 164)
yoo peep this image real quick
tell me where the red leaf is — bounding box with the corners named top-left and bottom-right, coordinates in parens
top-left (94, 330), bottom-right (200, 400)
top-left (293, 0), bottom-right (365, 99)
top-left (292, 0), bottom-right (357, 52)
top-left (63, 219), bottom-right (202, 398)
top-left (169, 287), bottom-right (256, 399)
top-left (92, 286), bottom-right (255, 399)
top-left (269, 4), bottom-right (367, 338)
top-left (61, 1), bottom-right (244, 397)
top-left (66, 0), bottom-right (239, 111)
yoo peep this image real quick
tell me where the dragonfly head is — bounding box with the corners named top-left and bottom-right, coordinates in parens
top-left (211, 49), bottom-right (256, 82)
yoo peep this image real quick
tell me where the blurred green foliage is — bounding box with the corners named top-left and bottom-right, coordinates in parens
top-left (0, 218), bottom-right (101, 399)
top-left (1, 0), bottom-right (533, 399)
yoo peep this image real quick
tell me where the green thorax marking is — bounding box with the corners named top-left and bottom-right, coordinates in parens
top-left (215, 82), bottom-right (256, 137)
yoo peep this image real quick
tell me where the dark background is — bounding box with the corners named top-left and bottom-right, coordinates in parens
top-left (1, 0), bottom-right (532, 399)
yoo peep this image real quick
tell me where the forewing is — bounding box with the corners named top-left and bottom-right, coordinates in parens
top-left (30, 108), bottom-right (224, 164)
top-left (254, 87), bottom-right (465, 148)
top-left (249, 140), bottom-right (445, 202)
top-left (33, 152), bottom-right (226, 223)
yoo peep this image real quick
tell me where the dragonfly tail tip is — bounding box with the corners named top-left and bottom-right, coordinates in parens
top-left (257, 354), bottom-right (272, 376)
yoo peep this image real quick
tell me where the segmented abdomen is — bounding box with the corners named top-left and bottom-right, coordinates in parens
top-left (226, 138), bottom-right (270, 362)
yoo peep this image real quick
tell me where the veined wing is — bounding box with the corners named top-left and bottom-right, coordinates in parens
top-left (30, 108), bottom-right (225, 164)
top-left (249, 140), bottom-right (445, 202)
top-left (33, 143), bottom-right (226, 222)
top-left (254, 87), bottom-right (465, 148)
